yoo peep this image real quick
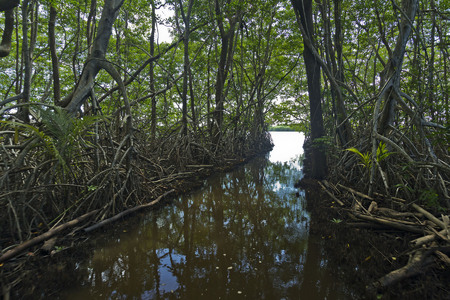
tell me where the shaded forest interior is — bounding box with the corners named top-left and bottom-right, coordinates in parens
top-left (0, 0), bottom-right (449, 298)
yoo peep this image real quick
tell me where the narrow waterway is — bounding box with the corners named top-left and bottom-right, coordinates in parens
top-left (37, 132), bottom-right (352, 299)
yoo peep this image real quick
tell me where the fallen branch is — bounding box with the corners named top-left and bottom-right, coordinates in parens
top-left (373, 192), bottom-right (406, 203)
top-left (0, 209), bottom-right (99, 264)
top-left (411, 203), bottom-right (447, 230)
top-left (353, 212), bottom-right (425, 234)
top-left (84, 189), bottom-right (175, 233)
top-left (410, 229), bottom-right (448, 247)
top-left (375, 207), bottom-right (422, 218)
top-left (319, 181), bottom-right (344, 206)
top-left (373, 249), bottom-right (434, 289)
top-left (337, 183), bottom-right (373, 201)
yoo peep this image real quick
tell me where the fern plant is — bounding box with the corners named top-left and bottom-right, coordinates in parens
top-left (2, 106), bottom-right (102, 181)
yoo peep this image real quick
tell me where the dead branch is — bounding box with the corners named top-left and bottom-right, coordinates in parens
top-left (411, 203), bottom-right (447, 230)
top-left (353, 212), bottom-right (425, 234)
top-left (410, 229), bottom-right (448, 247)
top-left (337, 183), bottom-right (374, 201)
top-left (0, 209), bottom-right (99, 264)
top-left (319, 181), bottom-right (344, 206)
top-left (84, 189), bottom-right (175, 233)
top-left (373, 249), bottom-right (434, 289)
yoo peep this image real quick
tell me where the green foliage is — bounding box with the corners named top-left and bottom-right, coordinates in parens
top-left (419, 189), bottom-right (443, 212)
top-left (376, 141), bottom-right (394, 162)
top-left (312, 136), bottom-right (334, 154)
top-left (394, 183), bottom-right (413, 194)
top-left (1, 106), bottom-right (103, 180)
top-left (268, 125), bottom-right (297, 131)
top-left (54, 245), bottom-right (64, 252)
top-left (346, 147), bottom-right (372, 169)
top-left (87, 185), bottom-right (98, 192)
top-left (346, 142), bottom-right (393, 169)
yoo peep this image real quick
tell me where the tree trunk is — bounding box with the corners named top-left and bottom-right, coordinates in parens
top-left (378, 0), bottom-right (419, 134)
top-left (0, 9), bottom-right (14, 57)
top-left (48, 5), bottom-right (61, 104)
top-left (150, 0), bottom-right (157, 142)
top-left (86, 0), bottom-right (97, 54)
top-left (213, 0), bottom-right (240, 145)
top-left (64, 0), bottom-right (125, 114)
top-left (292, 0), bottom-right (328, 179)
top-left (177, 0), bottom-right (194, 136)
top-left (332, 0), bottom-right (352, 145)
top-left (18, 0), bottom-right (31, 123)
top-left (321, 0), bottom-right (352, 146)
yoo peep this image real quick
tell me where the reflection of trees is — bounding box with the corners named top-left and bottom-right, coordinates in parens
top-left (58, 155), bottom-right (348, 299)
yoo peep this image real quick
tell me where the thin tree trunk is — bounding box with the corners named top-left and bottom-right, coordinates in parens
top-left (378, 0), bottom-right (419, 134)
top-left (321, 0), bottom-right (352, 146)
top-left (49, 5), bottom-right (61, 104)
top-left (18, 0), bottom-right (31, 123)
top-left (72, 7), bottom-right (81, 82)
top-left (213, 0), bottom-right (240, 144)
top-left (87, 0), bottom-right (97, 54)
top-left (370, 0), bottom-right (419, 196)
top-left (177, 0), bottom-right (194, 136)
top-left (189, 66), bottom-right (196, 132)
top-left (150, 0), bottom-right (157, 143)
top-left (15, 7), bottom-right (21, 94)
top-left (427, 0), bottom-right (436, 121)
top-left (332, 0), bottom-right (352, 145)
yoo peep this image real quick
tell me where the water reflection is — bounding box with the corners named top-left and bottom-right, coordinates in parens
top-left (55, 132), bottom-right (349, 299)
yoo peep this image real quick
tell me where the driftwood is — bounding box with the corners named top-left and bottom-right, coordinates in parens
top-left (319, 180), bottom-right (450, 291)
top-left (376, 207), bottom-right (422, 218)
top-left (0, 209), bottom-right (99, 264)
top-left (412, 203), bottom-right (447, 230)
top-left (410, 229), bottom-right (448, 247)
top-left (337, 183), bottom-right (373, 201)
top-left (353, 212), bottom-right (425, 234)
top-left (319, 181), bottom-right (344, 206)
top-left (435, 250), bottom-right (450, 266)
top-left (84, 189), bottom-right (175, 233)
top-left (373, 250), bottom-right (435, 289)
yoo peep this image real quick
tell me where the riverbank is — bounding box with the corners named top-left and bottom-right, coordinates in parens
top-left (0, 140), bottom-right (275, 299)
top-left (298, 178), bottom-right (449, 300)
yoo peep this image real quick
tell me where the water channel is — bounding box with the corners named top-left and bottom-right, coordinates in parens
top-left (40, 131), bottom-right (353, 299)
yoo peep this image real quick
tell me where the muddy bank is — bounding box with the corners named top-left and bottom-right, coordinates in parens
top-left (298, 178), bottom-right (450, 300)
top-left (0, 145), bottom-right (273, 299)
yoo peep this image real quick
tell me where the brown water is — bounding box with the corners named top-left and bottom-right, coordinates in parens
top-left (37, 132), bottom-right (353, 299)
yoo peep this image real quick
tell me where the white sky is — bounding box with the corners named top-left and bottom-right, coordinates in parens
top-left (156, 6), bottom-right (173, 43)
